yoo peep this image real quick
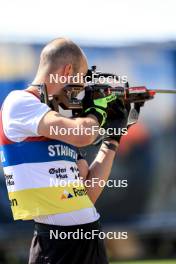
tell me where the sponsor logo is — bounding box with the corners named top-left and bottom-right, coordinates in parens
top-left (4, 174), bottom-right (15, 186)
top-left (10, 198), bottom-right (18, 206)
top-left (70, 166), bottom-right (80, 179)
top-left (73, 188), bottom-right (87, 197)
top-left (49, 168), bottom-right (68, 179)
top-left (60, 188), bottom-right (87, 200)
top-left (60, 190), bottom-right (74, 199)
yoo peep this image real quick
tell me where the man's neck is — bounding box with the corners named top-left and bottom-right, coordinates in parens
top-left (26, 85), bottom-right (41, 98)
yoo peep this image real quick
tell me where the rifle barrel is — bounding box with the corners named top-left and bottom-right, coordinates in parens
top-left (153, 89), bottom-right (176, 94)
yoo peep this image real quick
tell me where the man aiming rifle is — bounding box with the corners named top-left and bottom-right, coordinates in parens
top-left (0, 38), bottom-right (140, 264)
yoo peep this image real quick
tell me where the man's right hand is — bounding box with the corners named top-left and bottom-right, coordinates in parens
top-left (82, 86), bottom-right (117, 127)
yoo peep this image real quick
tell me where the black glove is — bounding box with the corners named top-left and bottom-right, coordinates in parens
top-left (104, 100), bottom-right (143, 143)
top-left (103, 98), bottom-right (129, 143)
top-left (82, 86), bottom-right (117, 127)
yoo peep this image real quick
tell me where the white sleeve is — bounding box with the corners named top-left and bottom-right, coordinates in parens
top-left (2, 90), bottom-right (51, 142)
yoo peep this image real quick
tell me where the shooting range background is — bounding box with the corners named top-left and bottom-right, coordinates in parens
top-left (0, 0), bottom-right (176, 263)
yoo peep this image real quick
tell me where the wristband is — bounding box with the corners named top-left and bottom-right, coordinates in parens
top-left (102, 141), bottom-right (118, 152)
top-left (84, 107), bottom-right (107, 127)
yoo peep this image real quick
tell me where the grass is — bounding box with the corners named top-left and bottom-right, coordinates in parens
top-left (110, 260), bottom-right (176, 264)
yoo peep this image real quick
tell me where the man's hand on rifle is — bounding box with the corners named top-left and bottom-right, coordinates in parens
top-left (82, 86), bottom-right (117, 127)
top-left (103, 99), bottom-right (143, 144)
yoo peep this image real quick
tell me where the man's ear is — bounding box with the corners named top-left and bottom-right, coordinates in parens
top-left (63, 64), bottom-right (73, 77)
